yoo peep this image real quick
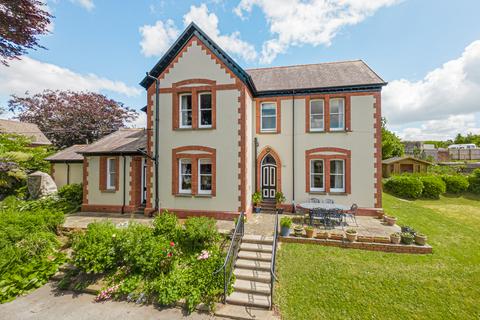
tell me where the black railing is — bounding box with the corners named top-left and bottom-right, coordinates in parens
top-left (214, 211), bottom-right (245, 303)
top-left (270, 209), bottom-right (280, 310)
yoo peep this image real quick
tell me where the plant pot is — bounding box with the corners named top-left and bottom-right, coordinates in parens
top-left (276, 208), bottom-right (284, 215)
top-left (377, 211), bottom-right (385, 220)
top-left (390, 234), bottom-right (401, 244)
top-left (294, 227), bottom-right (303, 237)
top-left (415, 234), bottom-right (427, 246)
top-left (345, 232), bottom-right (357, 242)
top-left (315, 231), bottom-right (329, 239)
top-left (280, 226), bottom-right (291, 237)
top-left (384, 216), bottom-right (397, 226)
top-left (401, 234), bottom-right (414, 245)
top-left (254, 206), bottom-right (261, 214)
top-left (305, 229), bottom-right (314, 238)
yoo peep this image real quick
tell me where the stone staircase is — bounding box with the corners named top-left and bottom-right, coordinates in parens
top-left (259, 200), bottom-right (276, 214)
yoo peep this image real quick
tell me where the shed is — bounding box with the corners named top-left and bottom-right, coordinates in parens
top-left (45, 144), bottom-right (87, 187)
top-left (382, 156), bottom-right (432, 178)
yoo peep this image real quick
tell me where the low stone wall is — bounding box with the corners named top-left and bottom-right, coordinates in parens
top-left (279, 236), bottom-right (433, 254)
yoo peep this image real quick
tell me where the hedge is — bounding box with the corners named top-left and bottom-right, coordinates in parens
top-left (384, 175), bottom-right (423, 199)
top-left (419, 175), bottom-right (446, 199)
top-left (468, 169), bottom-right (480, 194)
top-left (441, 175), bottom-right (469, 194)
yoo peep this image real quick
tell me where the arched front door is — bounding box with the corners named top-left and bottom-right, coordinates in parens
top-left (261, 154), bottom-right (277, 199)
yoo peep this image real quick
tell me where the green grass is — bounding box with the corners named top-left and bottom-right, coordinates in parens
top-left (275, 193), bottom-right (480, 320)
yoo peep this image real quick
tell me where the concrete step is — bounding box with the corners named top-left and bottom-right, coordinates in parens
top-left (240, 242), bottom-right (272, 253)
top-left (234, 269), bottom-right (271, 283)
top-left (215, 304), bottom-right (277, 320)
top-left (233, 279), bottom-right (271, 295)
top-left (242, 235), bottom-right (273, 245)
top-left (226, 292), bottom-right (271, 309)
top-left (235, 259), bottom-right (271, 272)
top-left (238, 251), bottom-right (272, 262)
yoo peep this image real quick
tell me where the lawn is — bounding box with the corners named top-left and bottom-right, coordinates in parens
top-left (275, 193), bottom-right (480, 320)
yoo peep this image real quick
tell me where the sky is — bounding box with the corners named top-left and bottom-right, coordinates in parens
top-left (1, 0), bottom-right (480, 141)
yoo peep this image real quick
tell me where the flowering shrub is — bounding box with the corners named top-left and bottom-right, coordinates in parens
top-left (197, 250), bottom-right (210, 260)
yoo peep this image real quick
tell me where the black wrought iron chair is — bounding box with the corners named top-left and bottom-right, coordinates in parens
top-left (310, 208), bottom-right (328, 229)
top-left (329, 209), bottom-right (345, 230)
top-left (344, 204), bottom-right (359, 226)
top-left (324, 199), bottom-right (334, 204)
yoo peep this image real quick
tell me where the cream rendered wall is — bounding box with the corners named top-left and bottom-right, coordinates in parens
top-left (245, 89), bottom-right (253, 211)
top-left (254, 95), bottom-right (376, 208)
top-left (52, 163), bottom-right (83, 188)
top-left (86, 156), bottom-right (132, 206)
top-left (151, 42), bottom-right (241, 212)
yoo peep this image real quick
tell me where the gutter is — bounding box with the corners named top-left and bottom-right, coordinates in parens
top-left (292, 90), bottom-right (295, 213)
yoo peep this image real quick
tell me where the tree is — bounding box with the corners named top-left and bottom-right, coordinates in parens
top-left (8, 90), bottom-right (138, 148)
top-left (0, 0), bottom-right (53, 66)
top-left (381, 118), bottom-right (404, 160)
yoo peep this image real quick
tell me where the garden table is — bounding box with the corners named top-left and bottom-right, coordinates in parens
top-left (298, 203), bottom-right (350, 228)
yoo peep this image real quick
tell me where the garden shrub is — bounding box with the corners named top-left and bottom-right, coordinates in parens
top-left (384, 175), bottom-right (423, 199)
top-left (57, 183), bottom-right (83, 211)
top-left (71, 222), bottom-right (118, 274)
top-left (153, 210), bottom-right (181, 242)
top-left (419, 175), bottom-right (446, 199)
top-left (441, 174), bottom-right (469, 194)
top-left (181, 217), bottom-right (220, 253)
top-left (468, 169), bottom-right (480, 194)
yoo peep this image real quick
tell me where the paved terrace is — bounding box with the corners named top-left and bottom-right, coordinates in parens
top-left (64, 212), bottom-right (399, 237)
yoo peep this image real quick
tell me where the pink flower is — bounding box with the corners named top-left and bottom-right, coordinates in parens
top-left (167, 252), bottom-right (172, 257)
top-left (170, 242), bottom-right (175, 247)
top-left (197, 250), bottom-right (210, 260)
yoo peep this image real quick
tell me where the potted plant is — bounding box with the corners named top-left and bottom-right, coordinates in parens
top-left (401, 225), bottom-right (416, 236)
top-left (294, 225), bottom-right (303, 237)
top-left (280, 216), bottom-right (292, 237)
top-left (401, 232), bottom-right (414, 245)
top-left (415, 233), bottom-right (427, 246)
top-left (345, 229), bottom-right (358, 242)
top-left (316, 230), bottom-right (330, 239)
top-left (275, 191), bottom-right (286, 212)
top-left (390, 232), bottom-right (401, 244)
top-left (252, 192), bottom-right (262, 214)
top-left (384, 216), bottom-right (397, 226)
top-left (304, 226), bottom-right (314, 238)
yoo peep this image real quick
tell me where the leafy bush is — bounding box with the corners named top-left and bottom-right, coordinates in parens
top-left (384, 175), bottom-right (423, 199)
top-left (468, 169), bottom-right (480, 194)
top-left (181, 217), bottom-right (220, 253)
top-left (441, 174), bottom-right (469, 194)
top-left (0, 196), bottom-right (65, 303)
top-left (57, 183), bottom-right (83, 210)
top-left (419, 175), bottom-right (446, 199)
top-left (280, 216), bottom-right (292, 228)
top-left (153, 210), bottom-right (181, 242)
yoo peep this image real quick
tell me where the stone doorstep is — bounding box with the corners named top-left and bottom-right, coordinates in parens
top-left (237, 251), bottom-right (272, 262)
top-left (240, 243), bottom-right (273, 253)
top-left (242, 235), bottom-right (274, 245)
top-left (226, 292), bottom-right (271, 309)
top-left (233, 279), bottom-right (271, 295)
top-left (215, 304), bottom-right (278, 320)
top-left (234, 269), bottom-right (271, 283)
top-left (235, 259), bottom-right (271, 272)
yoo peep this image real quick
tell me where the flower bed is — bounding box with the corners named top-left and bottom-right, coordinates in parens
top-left (68, 211), bottom-right (231, 313)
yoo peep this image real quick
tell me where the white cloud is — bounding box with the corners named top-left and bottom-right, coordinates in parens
top-left (128, 110), bottom-right (147, 128)
top-left (139, 19), bottom-right (179, 57)
top-left (71, 0), bottom-right (94, 11)
top-left (397, 114), bottom-right (480, 141)
top-left (384, 40), bottom-right (480, 126)
top-left (235, 0), bottom-right (399, 63)
top-left (0, 57), bottom-right (141, 97)
top-left (139, 4), bottom-right (257, 62)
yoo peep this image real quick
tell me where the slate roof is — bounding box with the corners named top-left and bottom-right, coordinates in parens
top-left (140, 23), bottom-right (386, 96)
top-left (246, 60), bottom-right (385, 93)
top-left (0, 119), bottom-right (52, 146)
top-left (382, 156), bottom-right (432, 165)
top-left (45, 144), bottom-right (87, 162)
top-left (79, 129), bottom-right (147, 155)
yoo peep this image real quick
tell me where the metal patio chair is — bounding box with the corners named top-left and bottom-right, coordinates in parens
top-left (324, 199), bottom-right (334, 204)
top-left (344, 204), bottom-right (359, 226)
top-left (308, 198), bottom-right (322, 203)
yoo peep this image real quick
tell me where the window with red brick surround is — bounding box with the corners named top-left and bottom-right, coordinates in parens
top-left (255, 98), bottom-right (281, 134)
top-left (172, 146), bottom-right (216, 196)
top-left (305, 94), bottom-right (351, 133)
top-left (99, 156), bottom-right (119, 192)
top-left (305, 148), bottom-right (351, 194)
top-left (172, 79), bottom-right (217, 130)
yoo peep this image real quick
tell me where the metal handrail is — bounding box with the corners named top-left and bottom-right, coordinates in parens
top-left (214, 211), bottom-right (245, 303)
top-left (270, 209), bottom-right (279, 310)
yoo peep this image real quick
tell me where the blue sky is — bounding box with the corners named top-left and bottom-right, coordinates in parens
top-left (1, 0), bottom-right (480, 140)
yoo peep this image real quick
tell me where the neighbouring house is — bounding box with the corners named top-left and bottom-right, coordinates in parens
top-left (133, 23), bottom-right (385, 219)
top-left (45, 144), bottom-right (86, 188)
top-left (0, 119), bottom-right (51, 146)
top-left (77, 129), bottom-right (147, 213)
top-left (382, 156), bottom-right (432, 178)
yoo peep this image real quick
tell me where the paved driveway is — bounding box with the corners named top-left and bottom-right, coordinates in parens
top-left (0, 283), bottom-right (219, 320)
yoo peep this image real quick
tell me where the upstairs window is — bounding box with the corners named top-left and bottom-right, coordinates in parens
top-left (199, 92), bottom-right (212, 128)
top-left (106, 158), bottom-right (116, 190)
top-left (330, 159), bottom-right (345, 192)
top-left (309, 99), bottom-right (324, 131)
top-left (310, 159), bottom-right (325, 192)
top-left (179, 159), bottom-right (192, 193)
top-left (260, 102), bottom-right (277, 132)
top-left (330, 98), bottom-right (345, 131)
top-left (198, 159), bottom-right (212, 194)
top-left (179, 93), bottom-right (192, 128)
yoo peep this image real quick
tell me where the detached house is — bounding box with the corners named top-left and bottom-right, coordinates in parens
top-left (136, 23), bottom-right (386, 219)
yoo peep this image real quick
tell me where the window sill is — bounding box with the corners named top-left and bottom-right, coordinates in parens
top-left (174, 193), bottom-right (214, 198)
top-left (329, 192), bottom-right (348, 196)
top-left (101, 189), bottom-right (116, 193)
top-left (174, 127), bottom-right (215, 131)
top-left (259, 131), bottom-right (279, 134)
top-left (308, 130), bottom-right (351, 133)
top-left (308, 191), bottom-right (327, 195)
top-left (195, 194), bottom-right (213, 198)
top-left (175, 193), bottom-right (193, 197)
top-left (307, 191), bottom-right (348, 196)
